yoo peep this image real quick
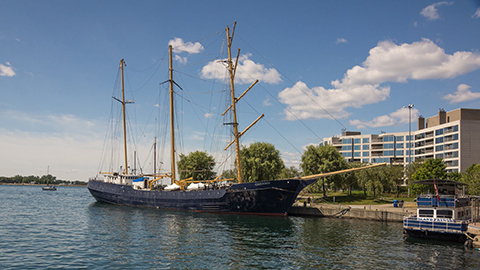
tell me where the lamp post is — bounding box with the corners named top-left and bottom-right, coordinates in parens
top-left (407, 104), bottom-right (414, 166)
top-left (403, 104), bottom-right (414, 195)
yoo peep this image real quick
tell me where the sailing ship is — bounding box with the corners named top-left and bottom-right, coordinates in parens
top-left (87, 23), bottom-right (384, 215)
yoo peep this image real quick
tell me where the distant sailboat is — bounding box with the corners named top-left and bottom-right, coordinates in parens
top-left (42, 166), bottom-right (57, 191)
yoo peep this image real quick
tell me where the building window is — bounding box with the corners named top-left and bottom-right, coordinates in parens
top-left (343, 138), bottom-right (352, 144)
top-left (354, 145), bottom-right (361, 150)
top-left (383, 150), bottom-right (394, 156)
top-left (396, 143), bottom-right (404, 149)
top-left (436, 129), bottom-right (444, 136)
top-left (363, 145), bottom-right (369, 150)
top-left (354, 152), bottom-right (361, 157)
top-left (415, 133), bottom-right (425, 140)
top-left (395, 136), bottom-right (404, 141)
top-left (363, 138), bottom-right (370, 143)
top-left (342, 145), bottom-right (352, 151)
top-left (362, 158), bottom-right (370, 163)
top-left (384, 143), bottom-right (394, 149)
top-left (342, 152), bottom-right (352, 157)
top-left (436, 137), bottom-right (444, 144)
top-left (363, 151), bottom-right (369, 157)
top-left (436, 145), bottom-right (443, 151)
top-left (383, 136), bottom-right (394, 142)
top-left (354, 138), bottom-right (361, 144)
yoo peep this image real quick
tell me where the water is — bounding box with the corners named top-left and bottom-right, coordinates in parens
top-left (1, 186), bottom-right (479, 270)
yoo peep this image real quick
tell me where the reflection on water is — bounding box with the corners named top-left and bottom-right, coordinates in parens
top-left (1, 185), bottom-right (480, 269)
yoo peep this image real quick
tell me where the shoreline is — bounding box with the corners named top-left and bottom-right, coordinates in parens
top-left (0, 183), bottom-right (87, 187)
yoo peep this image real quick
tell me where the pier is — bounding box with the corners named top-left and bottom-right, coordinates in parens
top-left (289, 202), bottom-right (415, 222)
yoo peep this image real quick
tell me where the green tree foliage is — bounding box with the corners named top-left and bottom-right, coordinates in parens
top-left (353, 164), bottom-right (401, 198)
top-left (279, 166), bottom-right (301, 179)
top-left (462, 163), bottom-right (480, 195)
top-left (300, 144), bottom-right (348, 196)
top-left (240, 142), bottom-right (285, 182)
top-left (410, 158), bottom-right (447, 195)
top-left (219, 169), bottom-right (236, 180)
top-left (0, 174), bottom-right (82, 185)
top-left (405, 159), bottom-right (424, 184)
top-left (447, 171), bottom-right (462, 181)
top-left (384, 165), bottom-right (404, 197)
top-left (177, 151), bottom-right (216, 181)
top-left (412, 158), bottom-right (447, 181)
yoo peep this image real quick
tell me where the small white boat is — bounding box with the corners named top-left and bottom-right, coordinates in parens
top-left (42, 185), bottom-right (57, 191)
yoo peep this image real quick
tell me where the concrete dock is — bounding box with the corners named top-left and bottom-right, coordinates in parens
top-left (288, 202), bottom-right (416, 222)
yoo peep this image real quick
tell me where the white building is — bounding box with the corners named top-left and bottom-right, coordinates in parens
top-left (320, 108), bottom-right (480, 173)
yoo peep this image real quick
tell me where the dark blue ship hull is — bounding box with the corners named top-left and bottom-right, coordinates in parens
top-left (87, 178), bottom-right (316, 216)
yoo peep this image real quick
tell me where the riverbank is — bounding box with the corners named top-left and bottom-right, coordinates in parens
top-left (288, 201), bottom-right (415, 222)
top-left (0, 183), bottom-right (87, 187)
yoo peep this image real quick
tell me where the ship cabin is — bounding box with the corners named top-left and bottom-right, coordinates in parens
top-left (414, 179), bottom-right (471, 222)
top-left (104, 173), bottom-right (146, 187)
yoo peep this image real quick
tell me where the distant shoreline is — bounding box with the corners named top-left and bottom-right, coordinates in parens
top-left (0, 183), bottom-right (87, 187)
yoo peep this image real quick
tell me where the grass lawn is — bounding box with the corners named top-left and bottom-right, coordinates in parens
top-left (302, 191), bottom-right (416, 205)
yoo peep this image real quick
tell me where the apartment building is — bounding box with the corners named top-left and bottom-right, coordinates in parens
top-left (320, 108), bottom-right (480, 173)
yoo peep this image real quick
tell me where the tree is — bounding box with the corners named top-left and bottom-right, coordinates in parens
top-left (405, 159), bottom-right (424, 184)
top-left (462, 163), bottom-right (480, 195)
top-left (300, 144), bottom-right (348, 196)
top-left (279, 166), bottom-right (301, 179)
top-left (383, 165), bottom-right (404, 197)
top-left (412, 158), bottom-right (447, 181)
top-left (410, 158), bottom-right (447, 196)
top-left (240, 142), bottom-right (285, 182)
top-left (219, 169), bottom-right (236, 180)
top-left (177, 151), bottom-right (216, 181)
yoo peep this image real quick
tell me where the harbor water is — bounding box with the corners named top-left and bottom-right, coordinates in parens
top-left (1, 185), bottom-right (479, 269)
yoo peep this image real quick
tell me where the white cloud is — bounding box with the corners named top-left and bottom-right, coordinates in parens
top-left (168, 37), bottom-right (204, 54)
top-left (336, 38), bottom-right (348, 44)
top-left (336, 38), bottom-right (480, 88)
top-left (349, 107), bottom-right (420, 129)
top-left (201, 53), bottom-right (282, 85)
top-left (473, 7), bottom-right (480, 18)
top-left (175, 55), bottom-right (188, 64)
top-left (0, 62), bottom-right (15, 77)
top-left (263, 96), bottom-right (272, 106)
top-left (442, 84), bottom-right (480, 103)
top-left (278, 81), bottom-right (390, 120)
top-left (420, 1), bottom-right (453, 20)
top-left (278, 39), bottom-right (480, 121)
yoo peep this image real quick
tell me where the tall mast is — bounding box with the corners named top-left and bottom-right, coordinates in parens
top-left (226, 23), bottom-right (243, 183)
top-left (169, 45), bottom-right (176, 183)
top-left (120, 59), bottom-right (128, 176)
top-left (154, 118), bottom-right (157, 176)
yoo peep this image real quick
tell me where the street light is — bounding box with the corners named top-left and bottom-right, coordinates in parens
top-left (403, 104), bottom-right (414, 194)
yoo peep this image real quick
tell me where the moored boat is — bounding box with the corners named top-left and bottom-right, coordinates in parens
top-left (403, 179), bottom-right (471, 242)
top-left (42, 185), bottom-right (57, 191)
top-left (87, 23), bottom-right (385, 215)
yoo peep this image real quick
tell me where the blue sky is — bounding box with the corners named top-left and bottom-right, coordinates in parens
top-left (1, 1), bottom-right (480, 181)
